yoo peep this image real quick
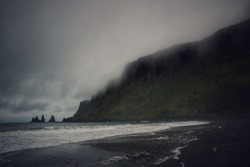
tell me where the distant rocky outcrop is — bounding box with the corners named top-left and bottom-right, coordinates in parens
top-left (62, 117), bottom-right (73, 122)
top-left (30, 115), bottom-right (45, 123)
top-left (41, 115), bottom-right (45, 122)
top-left (48, 115), bottom-right (56, 122)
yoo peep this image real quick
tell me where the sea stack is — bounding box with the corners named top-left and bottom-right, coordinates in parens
top-left (62, 117), bottom-right (73, 122)
top-left (41, 115), bottom-right (45, 122)
top-left (48, 115), bottom-right (56, 123)
top-left (30, 115), bottom-right (44, 123)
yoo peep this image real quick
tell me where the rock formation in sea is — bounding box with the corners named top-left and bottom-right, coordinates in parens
top-left (62, 117), bottom-right (73, 122)
top-left (41, 115), bottom-right (45, 122)
top-left (30, 115), bottom-right (45, 123)
top-left (48, 115), bottom-right (56, 122)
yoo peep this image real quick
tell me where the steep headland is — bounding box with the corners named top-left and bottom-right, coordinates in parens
top-left (73, 19), bottom-right (250, 121)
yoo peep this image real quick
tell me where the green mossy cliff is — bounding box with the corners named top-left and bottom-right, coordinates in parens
top-left (73, 19), bottom-right (250, 121)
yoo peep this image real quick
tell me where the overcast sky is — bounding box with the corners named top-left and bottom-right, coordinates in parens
top-left (0, 0), bottom-right (249, 122)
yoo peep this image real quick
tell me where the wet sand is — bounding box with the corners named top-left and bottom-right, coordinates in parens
top-left (1, 119), bottom-right (250, 167)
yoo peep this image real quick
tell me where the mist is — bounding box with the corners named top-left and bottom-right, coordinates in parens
top-left (0, 0), bottom-right (249, 122)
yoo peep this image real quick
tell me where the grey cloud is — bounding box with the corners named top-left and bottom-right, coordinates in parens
top-left (0, 0), bottom-right (249, 122)
top-left (0, 97), bottom-right (49, 113)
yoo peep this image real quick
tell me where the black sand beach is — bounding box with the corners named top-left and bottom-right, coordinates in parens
top-left (1, 119), bottom-right (250, 167)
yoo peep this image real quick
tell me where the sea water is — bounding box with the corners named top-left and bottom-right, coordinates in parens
top-left (0, 121), bottom-right (209, 154)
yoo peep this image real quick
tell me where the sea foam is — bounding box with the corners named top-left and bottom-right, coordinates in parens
top-left (0, 121), bottom-right (209, 154)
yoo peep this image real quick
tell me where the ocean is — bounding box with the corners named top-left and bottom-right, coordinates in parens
top-left (0, 121), bottom-right (209, 155)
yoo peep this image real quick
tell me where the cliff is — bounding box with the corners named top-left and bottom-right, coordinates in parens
top-left (73, 19), bottom-right (250, 121)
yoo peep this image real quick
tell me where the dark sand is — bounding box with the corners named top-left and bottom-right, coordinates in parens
top-left (1, 119), bottom-right (250, 167)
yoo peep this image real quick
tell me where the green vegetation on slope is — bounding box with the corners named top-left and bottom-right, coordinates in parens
top-left (72, 19), bottom-right (250, 121)
top-left (74, 55), bottom-right (250, 121)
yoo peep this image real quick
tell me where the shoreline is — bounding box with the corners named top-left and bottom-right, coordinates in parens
top-left (0, 120), bottom-right (209, 155)
top-left (0, 120), bottom-right (210, 154)
top-left (1, 119), bottom-right (250, 166)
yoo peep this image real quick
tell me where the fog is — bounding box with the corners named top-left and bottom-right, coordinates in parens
top-left (0, 0), bottom-right (249, 122)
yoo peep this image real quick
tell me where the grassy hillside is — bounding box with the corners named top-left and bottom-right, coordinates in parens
top-left (73, 55), bottom-right (250, 121)
top-left (72, 19), bottom-right (250, 122)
